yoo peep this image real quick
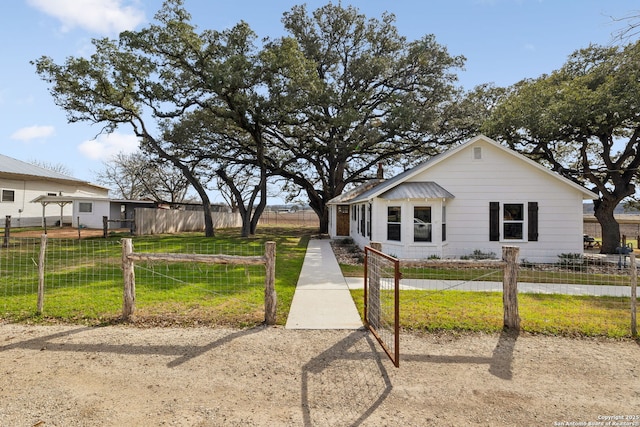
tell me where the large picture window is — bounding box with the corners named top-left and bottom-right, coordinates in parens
top-left (387, 206), bottom-right (401, 241)
top-left (413, 206), bottom-right (432, 242)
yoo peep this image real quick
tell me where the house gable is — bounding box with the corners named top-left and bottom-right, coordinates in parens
top-left (344, 135), bottom-right (596, 203)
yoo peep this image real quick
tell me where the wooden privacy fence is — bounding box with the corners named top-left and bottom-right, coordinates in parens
top-left (134, 208), bottom-right (241, 235)
top-left (121, 238), bottom-right (277, 324)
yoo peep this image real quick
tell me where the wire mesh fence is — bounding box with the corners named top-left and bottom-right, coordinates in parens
top-left (395, 247), bottom-right (637, 338)
top-left (126, 240), bottom-right (270, 326)
top-left (0, 237), bottom-right (269, 326)
top-left (364, 246), bottom-right (399, 367)
top-left (258, 210), bottom-right (320, 227)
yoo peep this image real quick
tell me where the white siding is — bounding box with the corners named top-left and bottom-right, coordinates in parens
top-left (329, 137), bottom-right (593, 263)
top-left (407, 140), bottom-right (584, 262)
top-left (72, 200), bottom-right (110, 229)
top-left (0, 178), bottom-right (108, 227)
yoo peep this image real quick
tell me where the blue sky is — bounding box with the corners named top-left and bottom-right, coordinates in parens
top-left (1, 0), bottom-right (638, 202)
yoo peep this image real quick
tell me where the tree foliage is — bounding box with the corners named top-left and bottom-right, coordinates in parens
top-left (33, 0), bottom-right (468, 235)
top-left (270, 4), bottom-right (466, 230)
top-left (482, 41), bottom-right (640, 253)
top-left (95, 151), bottom-right (192, 204)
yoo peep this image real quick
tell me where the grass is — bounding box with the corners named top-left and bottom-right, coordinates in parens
top-left (1, 226), bottom-right (636, 338)
top-left (0, 226), bottom-right (310, 327)
top-left (342, 264), bottom-right (631, 286)
top-left (350, 289), bottom-right (633, 338)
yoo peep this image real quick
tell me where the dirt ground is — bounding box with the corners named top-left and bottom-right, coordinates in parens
top-left (10, 227), bottom-right (127, 239)
top-left (0, 324), bottom-right (638, 426)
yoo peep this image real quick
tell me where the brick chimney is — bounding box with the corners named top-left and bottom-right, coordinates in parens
top-left (376, 163), bottom-right (384, 179)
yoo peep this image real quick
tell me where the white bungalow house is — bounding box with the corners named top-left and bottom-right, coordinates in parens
top-left (0, 154), bottom-right (109, 227)
top-left (327, 135), bottom-right (598, 263)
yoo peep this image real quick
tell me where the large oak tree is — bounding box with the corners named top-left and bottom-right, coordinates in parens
top-left (483, 41), bottom-right (640, 253)
top-left (270, 4), bottom-right (466, 231)
top-left (34, 0), bottom-right (468, 235)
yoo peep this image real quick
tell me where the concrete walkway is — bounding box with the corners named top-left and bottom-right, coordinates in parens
top-left (285, 239), bottom-right (363, 330)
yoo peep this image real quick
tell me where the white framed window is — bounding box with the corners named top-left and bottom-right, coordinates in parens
top-left (490, 202), bottom-right (538, 242)
top-left (387, 206), bottom-right (401, 241)
top-left (413, 206), bottom-right (432, 242)
top-left (503, 203), bottom-right (524, 240)
top-left (78, 202), bottom-right (93, 213)
top-left (442, 205), bottom-right (447, 242)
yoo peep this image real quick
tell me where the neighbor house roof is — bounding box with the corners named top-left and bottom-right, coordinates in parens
top-left (0, 153), bottom-right (107, 190)
top-left (328, 135), bottom-right (598, 204)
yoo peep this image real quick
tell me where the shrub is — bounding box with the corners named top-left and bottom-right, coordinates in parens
top-left (461, 249), bottom-right (497, 260)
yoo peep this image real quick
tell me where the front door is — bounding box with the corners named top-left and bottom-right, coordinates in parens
top-left (336, 205), bottom-right (350, 236)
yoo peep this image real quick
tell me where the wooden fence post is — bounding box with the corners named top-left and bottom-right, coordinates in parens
top-left (122, 238), bottom-right (136, 320)
top-left (631, 253), bottom-right (637, 338)
top-left (3, 215), bottom-right (10, 248)
top-left (264, 241), bottom-right (277, 325)
top-left (502, 246), bottom-right (520, 331)
top-left (368, 242), bottom-right (382, 329)
top-left (37, 234), bottom-right (47, 314)
top-left (103, 216), bottom-right (108, 238)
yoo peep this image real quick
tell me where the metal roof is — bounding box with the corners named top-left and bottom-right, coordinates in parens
top-left (326, 179), bottom-right (384, 204)
top-left (0, 153), bottom-right (86, 182)
top-left (378, 182), bottom-right (454, 200)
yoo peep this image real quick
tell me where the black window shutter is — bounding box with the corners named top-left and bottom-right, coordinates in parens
top-left (528, 202), bottom-right (539, 241)
top-left (489, 202), bottom-right (500, 241)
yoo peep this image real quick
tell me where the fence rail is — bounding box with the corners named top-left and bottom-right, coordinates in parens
top-left (393, 246), bottom-right (638, 338)
top-left (1, 236), bottom-right (276, 326)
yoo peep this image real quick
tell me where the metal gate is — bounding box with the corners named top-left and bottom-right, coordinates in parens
top-left (364, 246), bottom-right (400, 367)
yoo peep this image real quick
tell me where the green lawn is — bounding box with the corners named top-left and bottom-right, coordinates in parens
top-left (350, 289), bottom-right (633, 338)
top-left (0, 226), bottom-right (310, 327)
top-left (1, 226), bottom-right (636, 338)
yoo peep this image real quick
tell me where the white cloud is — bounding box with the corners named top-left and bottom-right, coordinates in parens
top-left (27, 0), bottom-right (146, 35)
top-left (10, 125), bottom-right (55, 141)
top-left (78, 132), bottom-right (140, 160)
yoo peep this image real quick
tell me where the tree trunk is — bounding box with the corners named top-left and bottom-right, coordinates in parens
top-left (593, 198), bottom-right (621, 254)
top-left (307, 195), bottom-right (328, 234)
top-left (216, 167), bottom-right (267, 238)
top-left (318, 207), bottom-right (329, 234)
top-left (140, 135), bottom-right (214, 237)
top-left (240, 210), bottom-right (252, 237)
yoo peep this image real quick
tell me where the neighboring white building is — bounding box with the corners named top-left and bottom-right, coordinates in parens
top-left (327, 135), bottom-right (598, 262)
top-left (0, 154), bottom-right (109, 227)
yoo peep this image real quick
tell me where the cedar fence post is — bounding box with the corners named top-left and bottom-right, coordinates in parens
top-left (502, 246), bottom-right (520, 331)
top-left (122, 238), bottom-right (136, 320)
top-left (631, 253), bottom-right (637, 338)
top-left (37, 234), bottom-right (47, 314)
top-left (103, 216), bottom-right (108, 238)
top-left (3, 215), bottom-right (10, 248)
top-left (264, 241), bottom-right (277, 325)
top-left (368, 242), bottom-right (382, 329)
